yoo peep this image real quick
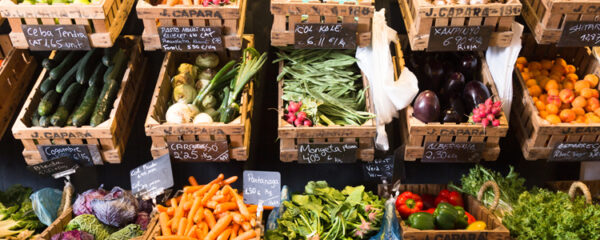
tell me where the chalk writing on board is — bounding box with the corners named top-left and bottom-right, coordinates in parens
top-left (294, 23), bottom-right (357, 49)
top-left (422, 142), bottom-right (484, 162)
top-left (38, 144), bottom-right (101, 166)
top-left (428, 26), bottom-right (492, 52)
top-left (27, 157), bottom-right (78, 177)
top-left (167, 141), bottom-right (229, 162)
top-left (558, 21), bottom-right (600, 47)
top-left (363, 155), bottom-right (394, 181)
top-left (243, 170), bottom-right (281, 207)
top-left (22, 25), bottom-right (91, 51)
top-left (159, 26), bottom-right (223, 52)
top-left (130, 154), bottom-right (174, 198)
top-left (298, 143), bottom-right (358, 164)
top-left (550, 142), bottom-right (600, 162)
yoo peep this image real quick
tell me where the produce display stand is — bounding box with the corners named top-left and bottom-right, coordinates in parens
top-left (521, 0), bottom-right (600, 45)
top-left (144, 34), bottom-right (255, 161)
top-left (0, 0), bottom-right (135, 49)
top-left (512, 35), bottom-right (600, 160)
top-left (269, 0), bottom-right (374, 47)
top-left (0, 35), bottom-right (37, 139)
top-left (11, 36), bottom-right (147, 165)
top-left (398, 0), bottom-right (521, 51)
top-left (136, 0), bottom-right (247, 51)
top-left (396, 182), bottom-right (510, 240)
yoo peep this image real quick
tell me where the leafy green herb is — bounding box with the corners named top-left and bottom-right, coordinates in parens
top-left (0, 185), bottom-right (45, 239)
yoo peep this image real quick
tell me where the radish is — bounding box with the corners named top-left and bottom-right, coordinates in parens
top-left (481, 118), bottom-right (489, 127)
top-left (304, 119), bottom-right (312, 126)
top-left (492, 119), bottom-right (500, 127)
top-left (487, 114), bottom-right (495, 122)
top-left (296, 111), bottom-right (307, 121)
top-left (294, 118), bottom-right (304, 127)
top-left (485, 98), bottom-right (493, 108)
top-left (473, 115), bottom-right (482, 123)
top-left (288, 101), bottom-right (300, 113)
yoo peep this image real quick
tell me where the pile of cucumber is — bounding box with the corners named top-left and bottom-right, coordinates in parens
top-left (32, 45), bottom-right (130, 128)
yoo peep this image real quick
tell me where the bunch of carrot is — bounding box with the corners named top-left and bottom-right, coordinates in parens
top-left (155, 174), bottom-right (259, 240)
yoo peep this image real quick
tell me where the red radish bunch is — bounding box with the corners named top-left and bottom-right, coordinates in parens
top-left (284, 101), bottom-right (313, 127)
top-left (469, 98), bottom-right (502, 128)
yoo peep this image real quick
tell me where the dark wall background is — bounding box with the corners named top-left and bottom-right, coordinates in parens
top-left (0, 0), bottom-right (583, 194)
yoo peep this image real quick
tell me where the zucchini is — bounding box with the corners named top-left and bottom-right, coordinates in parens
top-left (72, 84), bottom-right (101, 127)
top-left (55, 58), bottom-right (84, 93)
top-left (40, 76), bottom-right (58, 94)
top-left (103, 49), bottom-right (128, 84)
top-left (41, 51), bottom-right (68, 70)
top-left (48, 52), bottom-right (81, 81)
top-left (90, 79), bottom-right (120, 127)
top-left (50, 82), bottom-right (83, 126)
top-left (102, 46), bottom-right (119, 67)
top-left (88, 64), bottom-right (107, 88)
top-left (38, 90), bottom-right (59, 116)
top-left (39, 115), bottom-right (51, 127)
top-left (76, 49), bottom-right (101, 85)
top-left (31, 111), bottom-right (40, 126)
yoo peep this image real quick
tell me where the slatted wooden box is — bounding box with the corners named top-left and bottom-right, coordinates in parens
top-left (136, 0), bottom-right (247, 51)
top-left (522, 0), bottom-right (600, 45)
top-left (0, 0), bottom-right (134, 49)
top-left (270, 0), bottom-right (374, 47)
top-left (512, 35), bottom-right (600, 160)
top-left (398, 0), bottom-right (521, 51)
top-left (12, 36), bottom-right (146, 165)
top-left (0, 35), bottom-right (37, 139)
top-left (144, 35), bottom-right (255, 161)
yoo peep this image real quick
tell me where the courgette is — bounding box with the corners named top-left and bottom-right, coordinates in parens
top-left (48, 52), bottom-right (81, 81)
top-left (72, 84), bottom-right (101, 127)
top-left (90, 79), bottom-right (120, 127)
top-left (50, 82), bottom-right (83, 126)
top-left (88, 64), bottom-right (107, 88)
top-left (31, 111), bottom-right (40, 126)
top-left (41, 51), bottom-right (68, 70)
top-left (38, 90), bottom-right (59, 116)
top-left (55, 58), bottom-right (84, 93)
top-left (76, 49), bottom-right (101, 85)
top-left (39, 115), bottom-right (51, 127)
top-left (103, 49), bottom-right (128, 84)
top-left (102, 46), bottom-right (119, 67)
top-left (40, 76), bottom-right (58, 94)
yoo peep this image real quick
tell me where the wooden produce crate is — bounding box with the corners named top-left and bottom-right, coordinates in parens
top-left (12, 37), bottom-right (146, 165)
top-left (136, 0), bottom-right (247, 51)
top-left (0, 0), bottom-right (134, 49)
top-left (512, 35), bottom-right (600, 160)
top-left (144, 35), bottom-right (255, 161)
top-left (548, 180), bottom-right (600, 202)
top-left (0, 35), bottom-right (37, 139)
top-left (270, 0), bottom-right (375, 47)
top-left (398, 0), bottom-right (521, 51)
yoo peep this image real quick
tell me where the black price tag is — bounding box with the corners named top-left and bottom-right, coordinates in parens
top-left (362, 155), bottom-right (394, 181)
top-left (297, 143), bottom-right (358, 164)
top-left (427, 26), bottom-right (492, 52)
top-left (549, 142), bottom-right (600, 161)
top-left (158, 26), bottom-right (223, 52)
top-left (422, 142), bottom-right (484, 162)
top-left (22, 25), bottom-right (91, 51)
top-left (130, 154), bottom-right (174, 198)
top-left (558, 21), bottom-right (600, 47)
top-left (243, 170), bottom-right (281, 207)
top-left (38, 144), bottom-right (101, 166)
top-left (27, 157), bottom-right (79, 178)
top-left (167, 141), bottom-right (229, 162)
top-left (294, 23), bottom-right (357, 49)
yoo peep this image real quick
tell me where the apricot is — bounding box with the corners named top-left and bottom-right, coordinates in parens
top-left (550, 65), bottom-right (565, 75)
top-left (526, 79), bottom-right (538, 87)
top-left (528, 85), bottom-right (542, 97)
top-left (576, 115), bottom-right (587, 123)
top-left (535, 101), bottom-right (546, 111)
top-left (540, 94), bottom-right (549, 104)
top-left (563, 81), bottom-right (574, 90)
top-left (566, 73), bottom-right (579, 83)
top-left (546, 114), bottom-right (562, 124)
top-left (572, 107), bottom-right (586, 116)
top-left (555, 58), bottom-right (567, 67)
top-left (560, 109), bottom-right (577, 122)
top-left (565, 64), bottom-right (577, 74)
top-left (516, 56), bottom-right (528, 65)
top-left (595, 108), bottom-right (600, 117)
top-left (560, 102), bottom-right (571, 110)
top-left (541, 60), bottom-right (553, 70)
top-left (572, 96), bottom-right (588, 108)
top-left (547, 95), bottom-right (562, 107)
top-left (547, 89), bottom-right (560, 97)
top-left (591, 89), bottom-right (600, 98)
top-left (574, 80), bottom-right (591, 94)
top-left (544, 80), bottom-right (560, 92)
top-left (516, 63), bottom-right (524, 72)
top-left (559, 89), bottom-right (575, 104)
top-left (546, 103), bottom-right (560, 115)
top-left (529, 61), bottom-right (542, 70)
top-left (580, 88), bottom-right (595, 99)
top-left (541, 69), bottom-right (550, 77)
top-left (584, 74), bottom-right (599, 88)
top-left (586, 98), bottom-right (600, 112)
top-left (539, 110), bottom-right (549, 119)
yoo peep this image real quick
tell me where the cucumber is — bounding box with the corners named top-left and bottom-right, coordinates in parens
top-left (31, 111), bottom-right (40, 126)
top-left (90, 79), bottom-right (119, 127)
top-left (42, 51), bottom-right (69, 70)
top-left (72, 84), bottom-right (101, 127)
top-left (48, 52), bottom-right (81, 81)
top-left (39, 115), bottom-right (51, 127)
top-left (40, 76), bottom-right (58, 94)
top-left (88, 64), bottom-right (107, 88)
top-left (55, 58), bottom-right (84, 93)
top-left (76, 49), bottom-right (101, 85)
top-left (102, 46), bottom-right (119, 67)
top-left (103, 49), bottom-right (128, 84)
top-left (50, 82), bottom-right (83, 126)
top-left (38, 90), bottom-right (59, 116)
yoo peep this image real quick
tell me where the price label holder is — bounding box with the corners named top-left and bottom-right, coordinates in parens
top-left (549, 142), bottom-right (600, 161)
top-left (297, 143), bottom-right (358, 164)
top-left (22, 25), bottom-right (91, 51)
top-left (167, 141), bottom-right (229, 162)
top-left (38, 144), bottom-right (102, 166)
top-left (243, 170), bottom-right (281, 207)
top-left (422, 142), bottom-right (484, 162)
top-left (362, 155), bottom-right (394, 182)
top-left (27, 157), bottom-right (79, 179)
top-left (427, 26), bottom-right (492, 52)
top-left (294, 23), bottom-right (357, 49)
top-left (558, 21), bottom-right (600, 47)
top-left (158, 26), bottom-right (223, 52)
top-left (130, 154), bottom-right (174, 199)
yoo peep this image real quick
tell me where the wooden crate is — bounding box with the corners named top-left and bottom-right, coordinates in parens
top-left (144, 35), bottom-right (255, 161)
top-left (12, 36), bottom-right (146, 165)
top-left (398, 0), bottom-right (521, 51)
top-left (397, 183), bottom-right (510, 240)
top-left (136, 0), bottom-right (247, 51)
top-left (0, 0), bottom-right (134, 49)
top-left (145, 213), bottom-right (261, 240)
top-left (512, 35), bottom-right (600, 160)
top-left (0, 35), bottom-right (37, 139)
top-left (521, 0), bottom-right (600, 45)
top-left (548, 180), bottom-right (599, 202)
top-left (270, 0), bottom-right (374, 47)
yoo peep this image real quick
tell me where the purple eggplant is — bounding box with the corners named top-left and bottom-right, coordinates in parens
top-left (459, 53), bottom-right (479, 81)
top-left (443, 97), bottom-right (467, 123)
top-left (463, 81), bottom-right (491, 113)
top-left (423, 58), bottom-right (444, 92)
top-left (443, 72), bottom-right (465, 99)
top-left (413, 90), bottom-right (441, 123)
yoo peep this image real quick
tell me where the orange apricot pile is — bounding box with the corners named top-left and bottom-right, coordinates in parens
top-left (516, 56), bottom-right (600, 124)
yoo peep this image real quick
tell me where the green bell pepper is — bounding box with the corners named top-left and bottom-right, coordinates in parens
top-left (434, 203), bottom-right (459, 230)
top-left (454, 206), bottom-right (469, 229)
top-left (407, 212), bottom-right (435, 230)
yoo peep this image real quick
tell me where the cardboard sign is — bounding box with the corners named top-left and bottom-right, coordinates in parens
top-left (22, 25), bottom-right (91, 51)
top-left (549, 142), bottom-right (600, 162)
top-left (294, 23), bottom-right (357, 49)
top-left (427, 26), bottom-right (492, 52)
top-left (362, 155), bottom-right (394, 181)
top-left (558, 21), bottom-right (600, 47)
top-left (38, 144), bottom-right (101, 166)
top-left (158, 26), bottom-right (223, 52)
top-left (297, 143), bottom-right (358, 164)
top-left (130, 154), bottom-right (174, 198)
top-left (243, 170), bottom-right (281, 207)
top-left (27, 157), bottom-right (78, 177)
top-left (167, 141), bottom-right (229, 162)
top-left (422, 142), bottom-right (484, 162)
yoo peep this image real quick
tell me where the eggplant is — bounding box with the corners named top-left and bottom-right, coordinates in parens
top-left (423, 58), bottom-right (444, 92)
top-left (443, 97), bottom-right (466, 123)
top-left (459, 53), bottom-right (479, 82)
top-left (442, 72), bottom-right (465, 100)
top-left (463, 81), bottom-right (491, 113)
top-left (413, 90), bottom-right (441, 123)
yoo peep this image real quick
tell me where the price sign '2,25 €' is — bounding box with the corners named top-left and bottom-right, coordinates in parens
top-left (294, 23), bottom-right (357, 49)
top-left (243, 170), bottom-right (281, 207)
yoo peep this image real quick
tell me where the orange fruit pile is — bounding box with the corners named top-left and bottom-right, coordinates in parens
top-left (516, 56), bottom-right (600, 124)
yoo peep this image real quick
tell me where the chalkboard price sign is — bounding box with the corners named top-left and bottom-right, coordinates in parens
top-left (243, 170), bottom-right (281, 207)
top-left (130, 154), bottom-right (174, 198)
top-left (27, 157), bottom-right (79, 178)
top-left (422, 142), bottom-right (484, 162)
top-left (362, 155), bottom-right (394, 181)
top-left (427, 26), bottom-right (492, 52)
top-left (294, 23), bottom-right (357, 49)
top-left (22, 25), bottom-right (91, 51)
top-left (549, 142), bottom-right (600, 161)
top-left (167, 141), bottom-right (229, 162)
top-left (38, 144), bottom-right (101, 166)
top-left (558, 21), bottom-right (600, 47)
top-left (298, 143), bottom-right (358, 164)
top-left (158, 26), bottom-right (223, 52)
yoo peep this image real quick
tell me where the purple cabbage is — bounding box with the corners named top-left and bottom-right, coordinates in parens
top-left (73, 187), bottom-right (108, 216)
top-left (135, 212), bottom-right (150, 230)
top-left (137, 199), bottom-right (153, 214)
top-left (51, 230), bottom-right (95, 240)
top-left (90, 187), bottom-right (138, 228)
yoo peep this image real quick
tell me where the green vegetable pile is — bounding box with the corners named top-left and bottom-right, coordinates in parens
top-left (66, 214), bottom-right (116, 240)
top-left (0, 185), bottom-right (45, 239)
top-left (266, 181), bottom-right (384, 240)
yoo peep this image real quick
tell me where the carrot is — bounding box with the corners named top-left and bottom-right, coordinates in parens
top-left (160, 212), bottom-right (172, 236)
top-left (187, 197), bottom-right (202, 225)
top-left (215, 202), bottom-right (238, 214)
top-left (246, 205), bottom-right (257, 213)
top-left (250, 217), bottom-right (256, 227)
top-left (238, 228), bottom-right (243, 237)
top-left (157, 204), bottom-right (169, 213)
top-left (216, 228), bottom-right (232, 240)
top-left (202, 184), bottom-right (220, 205)
top-left (205, 214), bottom-right (233, 240)
top-left (223, 176), bottom-right (238, 185)
top-left (206, 201), bottom-right (219, 209)
top-left (186, 225), bottom-right (197, 237)
top-left (210, 173), bottom-right (225, 185)
top-left (194, 206), bottom-right (205, 223)
top-left (216, 211), bottom-right (230, 219)
top-left (231, 212), bottom-right (243, 225)
top-left (167, 207), bottom-right (175, 216)
top-left (170, 198), bottom-right (178, 208)
top-left (156, 236), bottom-right (196, 240)
top-left (235, 196), bottom-right (251, 220)
top-left (241, 222), bottom-right (251, 231)
top-left (172, 206), bottom-right (184, 232)
top-left (204, 208), bottom-right (216, 229)
top-left (183, 201), bottom-right (193, 211)
top-left (197, 222), bottom-right (208, 239)
top-left (176, 217), bottom-right (187, 236)
top-left (196, 229), bottom-right (205, 240)
top-left (212, 194), bottom-right (226, 202)
top-left (189, 176), bottom-right (199, 186)
top-left (184, 186), bottom-right (204, 194)
top-left (233, 230), bottom-right (256, 240)
top-left (230, 224), bottom-right (239, 240)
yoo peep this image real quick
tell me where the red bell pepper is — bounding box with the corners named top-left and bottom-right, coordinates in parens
top-left (419, 208), bottom-right (435, 214)
top-left (434, 189), bottom-right (464, 207)
top-left (465, 211), bottom-right (476, 224)
top-left (396, 191), bottom-right (423, 219)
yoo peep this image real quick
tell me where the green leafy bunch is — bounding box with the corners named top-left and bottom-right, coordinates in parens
top-left (0, 185), bottom-right (45, 239)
